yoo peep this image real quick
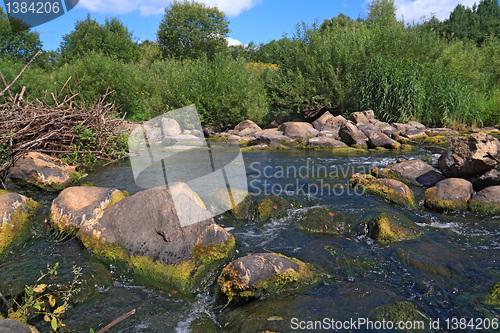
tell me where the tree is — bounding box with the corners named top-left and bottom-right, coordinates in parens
top-left (366, 0), bottom-right (398, 27)
top-left (0, 7), bottom-right (42, 62)
top-left (60, 14), bottom-right (139, 62)
top-left (157, 1), bottom-right (230, 60)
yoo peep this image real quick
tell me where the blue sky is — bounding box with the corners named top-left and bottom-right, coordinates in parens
top-left (23, 0), bottom-right (478, 51)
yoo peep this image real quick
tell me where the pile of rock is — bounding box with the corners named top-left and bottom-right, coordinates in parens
top-left (221, 110), bottom-right (461, 150)
top-left (366, 132), bottom-right (500, 214)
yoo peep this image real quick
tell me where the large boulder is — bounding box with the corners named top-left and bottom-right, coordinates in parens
top-left (249, 128), bottom-right (294, 146)
top-left (357, 123), bottom-right (382, 136)
top-left (424, 178), bottom-right (474, 212)
top-left (8, 152), bottom-right (78, 191)
top-left (161, 118), bottom-right (182, 136)
top-left (376, 159), bottom-right (446, 187)
top-left (233, 120), bottom-right (262, 136)
top-left (311, 111), bottom-right (334, 131)
top-left (366, 132), bottom-right (400, 149)
top-left (278, 122), bottom-right (319, 140)
top-left (407, 121), bottom-right (426, 130)
top-left (339, 122), bottom-right (368, 147)
top-left (350, 174), bottom-right (416, 208)
top-left (307, 137), bottom-right (347, 148)
top-left (439, 133), bottom-right (500, 178)
top-left (0, 192), bottom-right (38, 256)
top-left (380, 123), bottom-right (401, 138)
top-left (323, 115), bottom-right (348, 131)
top-left (469, 185), bottom-right (500, 215)
top-left (50, 186), bottom-right (128, 234)
top-left (349, 111), bottom-right (370, 124)
top-left (217, 253), bottom-right (315, 303)
top-left (50, 184), bottom-right (234, 292)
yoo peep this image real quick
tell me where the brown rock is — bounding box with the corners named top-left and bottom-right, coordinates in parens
top-left (234, 120), bottom-right (262, 136)
top-left (311, 111), bottom-right (334, 131)
top-left (366, 132), bottom-right (400, 149)
top-left (350, 111), bottom-right (370, 124)
top-left (424, 178), bottom-right (474, 211)
top-left (439, 133), bottom-right (500, 178)
top-left (307, 137), bottom-right (347, 148)
top-left (278, 122), bottom-right (319, 140)
top-left (339, 122), bottom-right (368, 147)
top-left (8, 152), bottom-right (77, 191)
top-left (378, 159), bottom-right (446, 187)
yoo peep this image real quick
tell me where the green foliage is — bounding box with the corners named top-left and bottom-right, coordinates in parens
top-left (60, 14), bottom-right (140, 63)
top-left (157, 0), bottom-right (230, 60)
top-left (366, 0), bottom-right (398, 28)
top-left (0, 7), bottom-right (42, 62)
top-left (147, 54), bottom-right (269, 126)
top-left (6, 263), bottom-right (82, 332)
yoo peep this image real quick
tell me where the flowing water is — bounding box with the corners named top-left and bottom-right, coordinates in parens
top-left (1, 147), bottom-right (499, 332)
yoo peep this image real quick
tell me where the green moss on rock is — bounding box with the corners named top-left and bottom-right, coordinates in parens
top-left (254, 195), bottom-right (292, 223)
top-left (367, 212), bottom-right (422, 244)
top-left (372, 301), bottom-right (428, 331)
top-left (485, 281), bottom-right (500, 306)
top-left (469, 200), bottom-right (500, 215)
top-left (297, 208), bottom-right (348, 235)
top-left (350, 174), bottom-right (416, 209)
top-left (0, 199), bottom-right (39, 257)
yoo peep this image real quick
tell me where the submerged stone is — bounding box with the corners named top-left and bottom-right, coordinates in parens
top-left (297, 207), bottom-right (348, 235)
top-left (350, 174), bottom-right (416, 209)
top-left (217, 253), bottom-right (316, 304)
top-left (253, 195), bottom-right (292, 223)
top-left (485, 281), bottom-right (500, 306)
top-left (371, 301), bottom-right (427, 331)
top-left (366, 212), bottom-right (422, 244)
top-left (0, 192), bottom-right (38, 257)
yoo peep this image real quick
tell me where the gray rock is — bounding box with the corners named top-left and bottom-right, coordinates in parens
top-left (425, 178), bottom-right (474, 211)
top-left (357, 123), bottom-right (382, 136)
top-left (323, 115), bottom-right (348, 132)
top-left (366, 132), bottom-right (399, 149)
top-left (469, 185), bottom-right (500, 214)
top-left (278, 122), bottom-right (319, 140)
top-left (0, 319), bottom-right (32, 333)
top-left (392, 123), bottom-right (409, 132)
top-left (350, 111), bottom-right (370, 124)
top-left (250, 129), bottom-right (293, 146)
top-left (439, 133), bottom-right (500, 178)
top-left (407, 121), bottom-right (426, 130)
top-left (425, 128), bottom-right (459, 136)
top-left (161, 118), bottom-right (182, 136)
top-left (403, 128), bottom-right (427, 139)
top-left (307, 137), bottom-right (347, 148)
top-left (471, 166), bottom-right (500, 191)
top-left (363, 110), bottom-right (375, 119)
top-left (339, 122), bottom-right (368, 147)
top-left (8, 152), bottom-right (77, 191)
top-left (381, 159), bottom-right (446, 187)
top-left (234, 120), bottom-right (261, 136)
top-left (311, 111), bottom-right (335, 131)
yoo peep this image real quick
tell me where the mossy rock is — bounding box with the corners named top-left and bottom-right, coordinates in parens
top-left (468, 186), bottom-right (500, 215)
top-left (214, 188), bottom-right (253, 220)
top-left (371, 301), bottom-right (428, 332)
top-left (395, 248), bottom-right (454, 278)
top-left (0, 194), bottom-right (39, 257)
top-left (424, 178), bottom-right (473, 212)
top-left (79, 224), bottom-right (235, 295)
top-left (366, 212), bottom-right (422, 244)
top-left (190, 314), bottom-right (218, 333)
top-left (217, 253), bottom-right (317, 305)
top-left (253, 195), bottom-right (293, 223)
top-left (485, 281), bottom-right (500, 307)
top-left (297, 207), bottom-right (348, 235)
top-left (350, 174), bottom-right (416, 209)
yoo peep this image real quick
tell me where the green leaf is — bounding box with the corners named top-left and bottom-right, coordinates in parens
top-left (90, 329), bottom-right (95, 333)
top-left (54, 305), bottom-right (66, 314)
top-left (51, 316), bottom-right (58, 331)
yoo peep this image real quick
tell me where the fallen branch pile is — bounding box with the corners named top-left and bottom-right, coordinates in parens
top-left (0, 52), bottom-right (129, 189)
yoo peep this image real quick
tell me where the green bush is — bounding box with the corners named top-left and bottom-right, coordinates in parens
top-left (147, 54), bottom-right (269, 127)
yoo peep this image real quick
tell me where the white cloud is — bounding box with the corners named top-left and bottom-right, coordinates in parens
top-left (394, 0), bottom-right (478, 22)
top-left (226, 37), bottom-right (244, 46)
top-left (78, 0), bottom-right (260, 17)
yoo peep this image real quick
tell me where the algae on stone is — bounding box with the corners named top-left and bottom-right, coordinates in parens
top-left (485, 281), bottom-right (500, 307)
top-left (371, 301), bottom-right (428, 331)
top-left (297, 207), bottom-right (348, 235)
top-left (367, 212), bottom-right (422, 244)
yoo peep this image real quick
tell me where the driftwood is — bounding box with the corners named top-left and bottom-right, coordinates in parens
top-left (96, 308), bottom-right (136, 333)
